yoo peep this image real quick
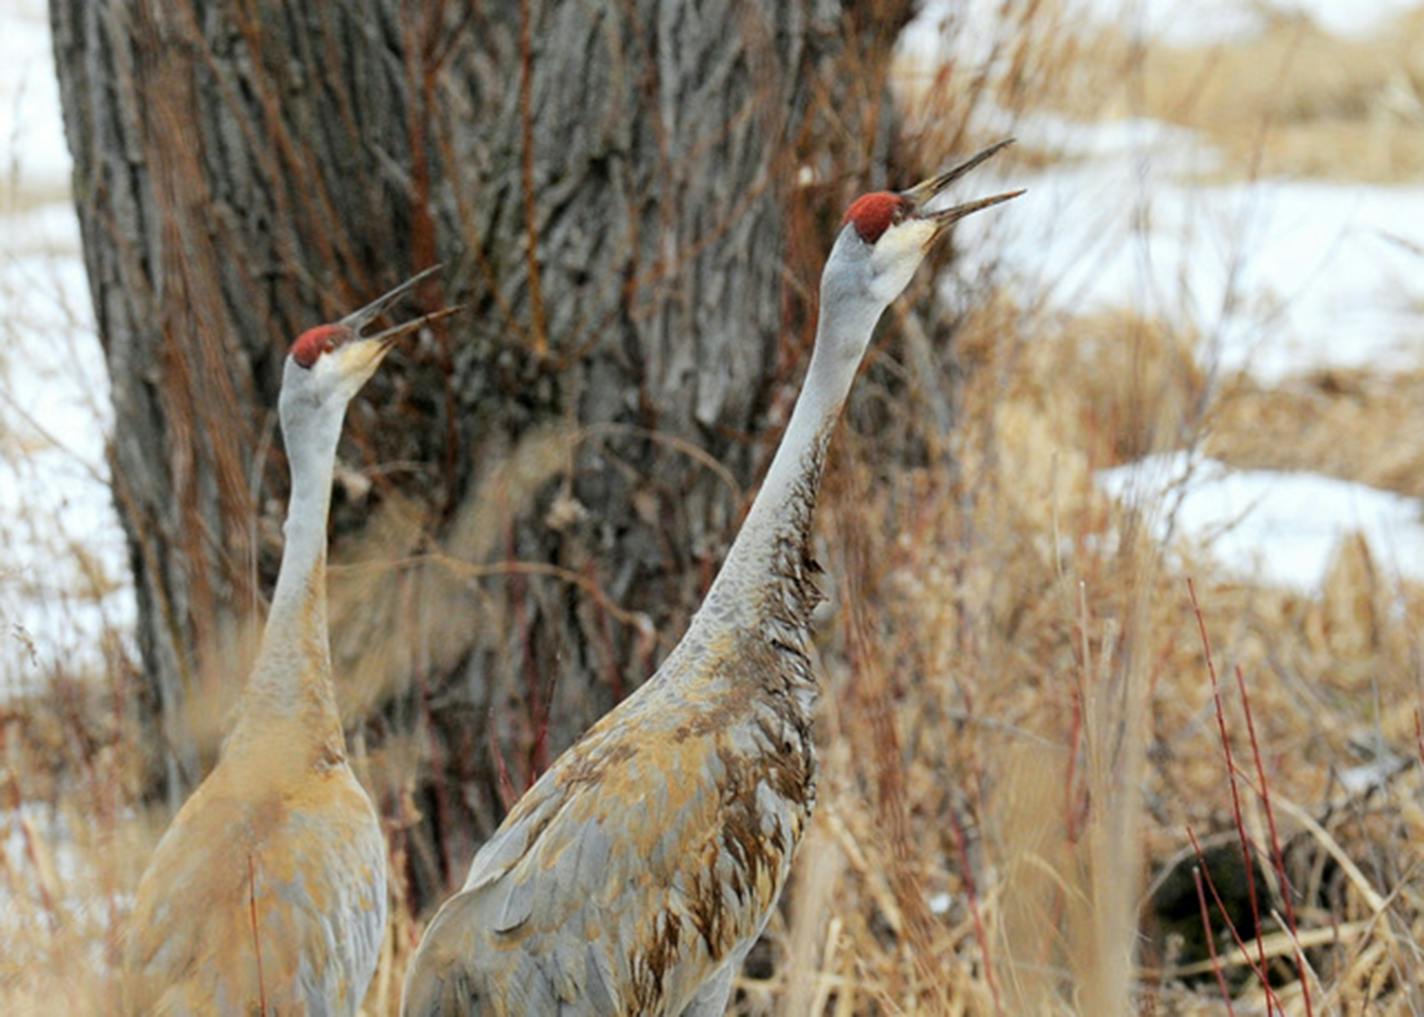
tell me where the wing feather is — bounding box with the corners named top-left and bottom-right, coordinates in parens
top-left (404, 670), bottom-right (814, 1016)
top-left (126, 763), bottom-right (385, 1017)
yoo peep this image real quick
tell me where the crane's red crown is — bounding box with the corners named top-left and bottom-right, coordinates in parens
top-left (842, 192), bottom-right (906, 244)
top-left (291, 324), bottom-right (348, 368)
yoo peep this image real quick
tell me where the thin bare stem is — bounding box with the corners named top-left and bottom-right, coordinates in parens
top-left (1187, 826), bottom-right (1279, 1007)
top-left (1187, 578), bottom-right (1272, 1012)
top-left (487, 707), bottom-right (518, 813)
top-left (1235, 663), bottom-right (1313, 1017)
top-left (1194, 865), bottom-right (1239, 1017)
top-left (247, 852), bottom-right (267, 1013)
top-left (948, 809), bottom-right (1001, 1016)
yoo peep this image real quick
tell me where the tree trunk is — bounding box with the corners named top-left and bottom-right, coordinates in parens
top-left (50, 0), bottom-right (912, 905)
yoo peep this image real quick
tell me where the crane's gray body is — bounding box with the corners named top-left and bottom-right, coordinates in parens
top-left (123, 279), bottom-right (440, 1016)
top-left (403, 443), bottom-right (828, 1016)
top-left (402, 144), bottom-right (1021, 1015)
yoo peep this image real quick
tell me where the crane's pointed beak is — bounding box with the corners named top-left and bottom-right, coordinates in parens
top-left (901, 139), bottom-right (1024, 242)
top-left (328, 264), bottom-right (463, 385)
top-left (367, 304), bottom-right (466, 353)
top-left (340, 263), bottom-right (446, 339)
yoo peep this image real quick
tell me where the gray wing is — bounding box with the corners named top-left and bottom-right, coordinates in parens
top-left (126, 768), bottom-right (386, 1017)
top-left (675, 940), bottom-right (750, 1017)
top-left (402, 697), bottom-right (811, 1016)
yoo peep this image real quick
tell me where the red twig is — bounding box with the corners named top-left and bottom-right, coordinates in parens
top-left (1235, 663), bottom-right (1314, 1016)
top-left (1187, 827), bottom-right (1279, 1008)
top-left (1188, 578), bottom-right (1273, 1013)
top-left (948, 808), bottom-right (1001, 1016)
top-left (1193, 865), bottom-right (1238, 1016)
top-left (488, 708), bottom-right (518, 813)
top-left (247, 852), bottom-right (268, 1014)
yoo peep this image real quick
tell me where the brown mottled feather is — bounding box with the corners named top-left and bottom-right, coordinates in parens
top-left (124, 700), bottom-right (387, 1016)
top-left (404, 441), bottom-right (827, 1016)
top-left (403, 151), bottom-right (1021, 1014)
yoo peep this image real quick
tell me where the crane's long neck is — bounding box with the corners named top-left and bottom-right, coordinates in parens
top-left (233, 406), bottom-right (346, 757)
top-left (692, 301), bottom-right (877, 651)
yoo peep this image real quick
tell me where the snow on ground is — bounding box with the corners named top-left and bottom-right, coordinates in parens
top-left (944, 114), bottom-right (1424, 382)
top-left (0, 796), bottom-right (132, 946)
top-left (940, 108), bottom-right (1424, 588)
top-left (904, 0), bottom-right (1424, 384)
top-left (0, 241), bottom-right (132, 687)
top-left (906, 1), bottom-right (1424, 590)
top-left (0, 0), bottom-right (70, 186)
top-left (0, 0), bottom-right (131, 690)
top-left (1082, 0), bottom-right (1424, 44)
top-left (902, 0), bottom-right (1423, 61)
top-left (1099, 452), bottom-right (1424, 589)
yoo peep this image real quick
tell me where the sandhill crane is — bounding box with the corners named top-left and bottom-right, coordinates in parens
top-left (124, 266), bottom-right (454, 1016)
top-left (401, 144), bottom-right (1021, 1016)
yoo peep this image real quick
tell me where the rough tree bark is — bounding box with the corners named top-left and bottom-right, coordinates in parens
top-left (50, 0), bottom-right (913, 905)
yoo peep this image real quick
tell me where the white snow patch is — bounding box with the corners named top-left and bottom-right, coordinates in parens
top-left (1098, 452), bottom-right (1424, 589)
top-left (0, 239), bottom-right (132, 690)
top-left (901, 0), bottom-right (1421, 60)
top-left (1079, 0), bottom-right (1421, 45)
top-left (0, 0), bottom-right (70, 189)
top-left (0, 0), bottom-right (131, 690)
top-left (905, 1), bottom-right (1424, 384)
top-left (973, 169), bottom-right (1424, 381)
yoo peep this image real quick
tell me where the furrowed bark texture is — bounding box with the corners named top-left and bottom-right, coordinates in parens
top-left (50, 0), bottom-right (911, 903)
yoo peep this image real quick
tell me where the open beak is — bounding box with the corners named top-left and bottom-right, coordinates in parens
top-left (367, 303), bottom-right (466, 353)
top-left (901, 139), bottom-right (1025, 241)
top-left (340, 263), bottom-right (463, 354)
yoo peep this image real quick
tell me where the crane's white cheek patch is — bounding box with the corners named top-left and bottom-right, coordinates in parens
top-left (868, 221), bottom-right (937, 303)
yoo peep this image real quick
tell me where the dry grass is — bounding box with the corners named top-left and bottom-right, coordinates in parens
top-left (1129, 8), bottom-right (1424, 183)
top-left (898, 2), bottom-right (1424, 184)
top-left (1207, 367), bottom-right (1424, 497)
top-left (6, 2), bottom-right (1424, 1015)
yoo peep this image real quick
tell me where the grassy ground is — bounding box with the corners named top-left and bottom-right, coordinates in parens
top-left (5, 2), bottom-right (1424, 1014)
